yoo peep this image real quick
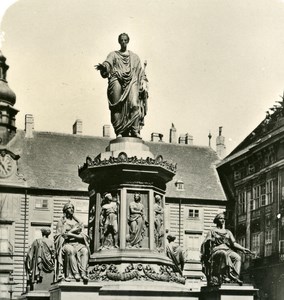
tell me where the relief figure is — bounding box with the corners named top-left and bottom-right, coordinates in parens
top-left (154, 195), bottom-right (164, 249)
top-left (127, 192), bottom-right (147, 248)
top-left (99, 193), bottom-right (119, 249)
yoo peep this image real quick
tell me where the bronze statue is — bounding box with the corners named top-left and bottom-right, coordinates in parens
top-left (127, 192), bottom-right (147, 248)
top-left (201, 213), bottom-right (252, 286)
top-left (166, 234), bottom-right (184, 275)
top-left (95, 33), bottom-right (149, 138)
top-left (154, 195), bottom-right (164, 249)
top-left (99, 193), bottom-right (119, 249)
top-left (54, 202), bottom-right (90, 282)
top-left (25, 228), bottom-right (55, 290)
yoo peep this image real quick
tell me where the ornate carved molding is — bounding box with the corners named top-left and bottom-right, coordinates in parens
top-left (79, 153), bottom-right (177, 174)
top-left (88, 263), bottom-right (185, 284)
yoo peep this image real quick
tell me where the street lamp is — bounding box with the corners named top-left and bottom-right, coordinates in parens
top-left (4, 272), bottom-right (18, 300)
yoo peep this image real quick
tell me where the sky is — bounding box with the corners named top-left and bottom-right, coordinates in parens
top-left (1, 0), bottom-right (284, 154)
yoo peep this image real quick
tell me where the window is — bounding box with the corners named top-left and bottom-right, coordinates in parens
top-left (248, 164), bottom-right (255, 174)
top-left (238, 191), bottom-right (246, 215)
top-left (175, 180), bottom-right (184, 191)
top-left (35, 198), bottom-right (48, 209)
top-left (238, 236), bottom-right (246, 248)
top-left (265, 230), bottom-right (272, 257)
top-left (0, 273), bottom-right (9, 299)
top-left (0, 225), bottom-right (11, 254)
top-left (279, 240), bottom-right (284, 255)
top-left (252, 185), bottom-right (260, 210)
top-left (188, 209), bottom-right (199, 219)
top-left (234, 170), bottom-right (241, 180)
top-left (260, 184), bottom-right (266, 206)
top-left (251, 233), bottom-right (260, 257)
top-left (266, 180), bottom-right (273, 205)
top-left (238, 236), bottom-right (246, 260)
top-left (252, 181), bottom-right (273, 209)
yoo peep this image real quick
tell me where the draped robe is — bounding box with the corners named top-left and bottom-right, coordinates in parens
top-left (101, 50), bottom-right (148, 136)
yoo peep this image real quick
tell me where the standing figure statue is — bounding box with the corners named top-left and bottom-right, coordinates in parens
top-left (95, 33), bottom-right (149, 138)
top-left (127, 192), bottom-right (147, 248)
top-left (99, 193), bottom-right (119, 249)
top-left (25, 228), bottom-right (55, 290)
top-left (201, 213), bottom-right (252, 286)
top-left (154, 195), bottom-right (164, 249)
top-left (166, 234), bottom-right (185, 275)
top-left (54, 202), bottom-right (90, 282)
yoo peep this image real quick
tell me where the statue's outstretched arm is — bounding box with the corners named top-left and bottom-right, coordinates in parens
top-left (94, 63), bottom-right (109, 78)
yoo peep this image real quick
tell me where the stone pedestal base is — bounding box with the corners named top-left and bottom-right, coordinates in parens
top-left (200, 285), bottom-right (258, 300)
top-left (19, 290), bottom-right (50, 300)
top-left (100, 137), bottom-right (154, 160)
top-left (49, 281), bottom-right (199, 300)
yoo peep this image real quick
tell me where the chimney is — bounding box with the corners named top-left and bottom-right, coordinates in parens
top-left (178, 133), bottom-right (193, 145)
top-left (179, 134), bottom-right (186, 144)
top-left (25, 114), bottom-right (34, 138)
top-left (73, 119), bottom-right (82, 135)
top-left (151, 132), bottom-right (163, 142)
top-left (185, 133), bottom-right (193, 145)
top-left (103, 125), bottom-right (110, 137)
top-left (216, 126), bottom-right (226, 159)
top-left (169, 123), bottom-right (177, 143)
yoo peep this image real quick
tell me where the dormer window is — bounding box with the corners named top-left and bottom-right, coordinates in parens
top-left (175, 179), bottom-right (184, 191)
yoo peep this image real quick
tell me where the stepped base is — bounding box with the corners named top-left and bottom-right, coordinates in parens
top-left (19, 290), bottom-right (50, 300)
top-left (50, 281), bottom-right (199, 300)
top-left (200, 284), bottom-right (258, 300)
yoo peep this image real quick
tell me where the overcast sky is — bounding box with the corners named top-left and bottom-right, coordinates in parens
top-left (1, 0), bottom-right (284, 154)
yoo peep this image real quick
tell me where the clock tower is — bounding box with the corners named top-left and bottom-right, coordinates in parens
top-left (0, 50), bottom-right (18, 146)
top-left (0, 51), bottom-right (20, 180)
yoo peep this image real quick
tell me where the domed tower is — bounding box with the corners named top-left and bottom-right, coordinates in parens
top-left (0, 50), bottom-right (18, 145)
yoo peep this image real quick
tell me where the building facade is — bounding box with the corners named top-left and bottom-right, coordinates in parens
top-left (217, 100), bottom-right (284, 300)
top-left (0, 52), bottom-right (226, 298)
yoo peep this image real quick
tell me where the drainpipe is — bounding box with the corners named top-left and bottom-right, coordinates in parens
top-left (22, 188), bottom-right (27, 294)
top-left (179, 198), bottom-right (181, 245)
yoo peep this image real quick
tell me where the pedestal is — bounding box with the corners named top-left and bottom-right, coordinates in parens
top-left (49, 281), bottom-right (199, 300)
top-left (200, 285), bottom-right (258, 300)
top-left (19, 290), bottom-right (50, 300)
top-left (79, 137), bottom-right (183, 285)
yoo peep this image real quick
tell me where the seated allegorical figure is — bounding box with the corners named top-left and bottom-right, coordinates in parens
top-left (25, 228), bottom-right (55, 290)
top-left (54, 202), bottom-right (90, 282)
top-left (201, 213), bottom-right (252, 286)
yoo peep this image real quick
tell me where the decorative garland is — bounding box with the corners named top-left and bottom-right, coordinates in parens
top-left (89, 263), bottom-right (185, 284)
top-left (80, 153), bottom-right (177, 174)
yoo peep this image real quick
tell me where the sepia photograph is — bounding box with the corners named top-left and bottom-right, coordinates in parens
top-left (0, 1), bottom-right (284, 299)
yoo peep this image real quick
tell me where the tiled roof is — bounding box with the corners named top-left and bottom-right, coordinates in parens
top-left (226, 107), bottom-right (284, 158)
top-left (8, 130), bottom-right (226, 201)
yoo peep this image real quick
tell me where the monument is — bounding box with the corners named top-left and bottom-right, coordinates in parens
top-left (49, 33), bottom-right (195, 300)
top-left (54, 202), bottom-right (89, 283)
top-left (24, 34), bottom-right (257, 300)
top-left (200, 213), bottom-right (258, 300)
top-left (21, 228), bottom-right (55, 300)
